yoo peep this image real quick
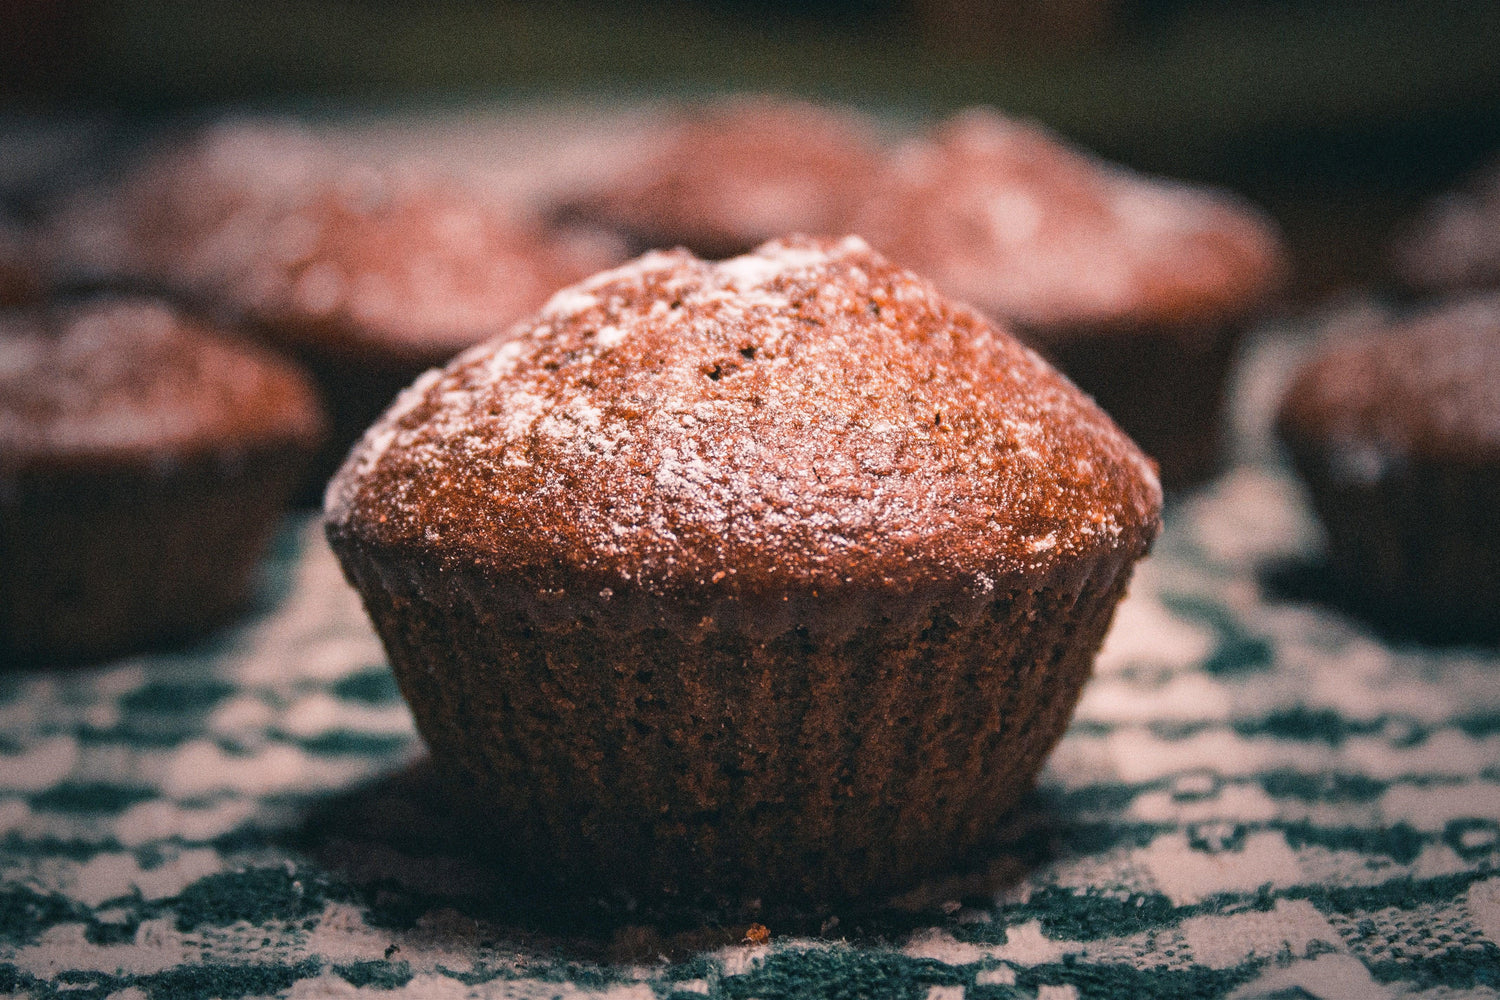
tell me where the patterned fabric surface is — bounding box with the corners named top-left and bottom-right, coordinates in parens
top-left (3, 321), bottom-right (1499, 1000)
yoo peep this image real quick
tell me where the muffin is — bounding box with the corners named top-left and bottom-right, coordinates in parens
top-left (559, 95), bottom-right (886, 260)
top-left (52, 121), bottom-right (616, 492)
top-left (854, 108), bottom-right (1285, 488)
top-left (325, 236), bottom-right (1162, 901)
top-left (0, 298), bottom-right (326, 664)
top-left (47, 119), bottom-right (334, 294)
top-left (1389, 152), bottom-right (1500, 294)
top-left (1276, 295), bottom-right (1500, 642)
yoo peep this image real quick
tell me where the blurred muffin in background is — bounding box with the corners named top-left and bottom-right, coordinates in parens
top-left (1276, 294), bottom-right (1500, 643)
top-left (0, 297), bottom-right (326, 664)
top-left (48, 119), bottom-right (335, 296)
top-left (854, 108), bottom-right (1286, 489)
top-left (1389, 152), bottom-right (1500, 295)
top-left (51, 120), bottom-right (626, 494)
top-left (558, 95), bottom-right (886, 260)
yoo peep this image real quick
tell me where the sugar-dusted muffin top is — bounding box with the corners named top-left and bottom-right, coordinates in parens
top-left (328, 236), bottom-right (1161, 599)
top-left (55, 121), bottom-right (610, 367)
top-left (853, 108), bottom-right (1284, 334)
top-left (564, 96), bottom-right (886, 260)
top-left (1389, 154), bottom-right (1500, 294)
top-left (0, 298), bottom-right (326, 471)
top-left (1277, 294), bottom-right (1500, 469)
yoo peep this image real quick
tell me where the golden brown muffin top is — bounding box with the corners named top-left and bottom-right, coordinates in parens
top-left (328, 236), bottom-right (1160, 600)
top-left (55, 121), bottom-right (608, 367)
top-left (565, 96), bottom-right (886, 260)
top-left (1277, 294), bottom-right (1500, 471)
top-left (0, 298), bottom-right (325, 472)
top-left (853, 108), bottom-right (1284, 335)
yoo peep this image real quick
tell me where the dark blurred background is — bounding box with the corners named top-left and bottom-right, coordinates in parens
top-left (3, 0), bottom-right (1499, 297)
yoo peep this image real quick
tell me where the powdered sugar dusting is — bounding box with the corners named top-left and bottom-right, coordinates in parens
top-left (713, 236), bottom-right (865, 290)
top-left (328, 237), bottom-right (1161, 593)
top-left (540, 286), bottom-right (600, 319)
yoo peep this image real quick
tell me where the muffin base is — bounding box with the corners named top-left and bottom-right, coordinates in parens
top-left (329, 539), bottom-right (1140, 903)
top-left (0, 450), bottom-right (306, 665)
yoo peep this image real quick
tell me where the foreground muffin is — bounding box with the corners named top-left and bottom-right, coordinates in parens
top-left (559, 95), bottom-right (885, 260)
top-left (1277, 295), bottom-right (1500, 641)
top-left (0, 298), bottom-right (325, 663)
top-left (854, 108), bottom-right (1285, 488)
top-left (326, 236), bottom-right (1161, 901)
